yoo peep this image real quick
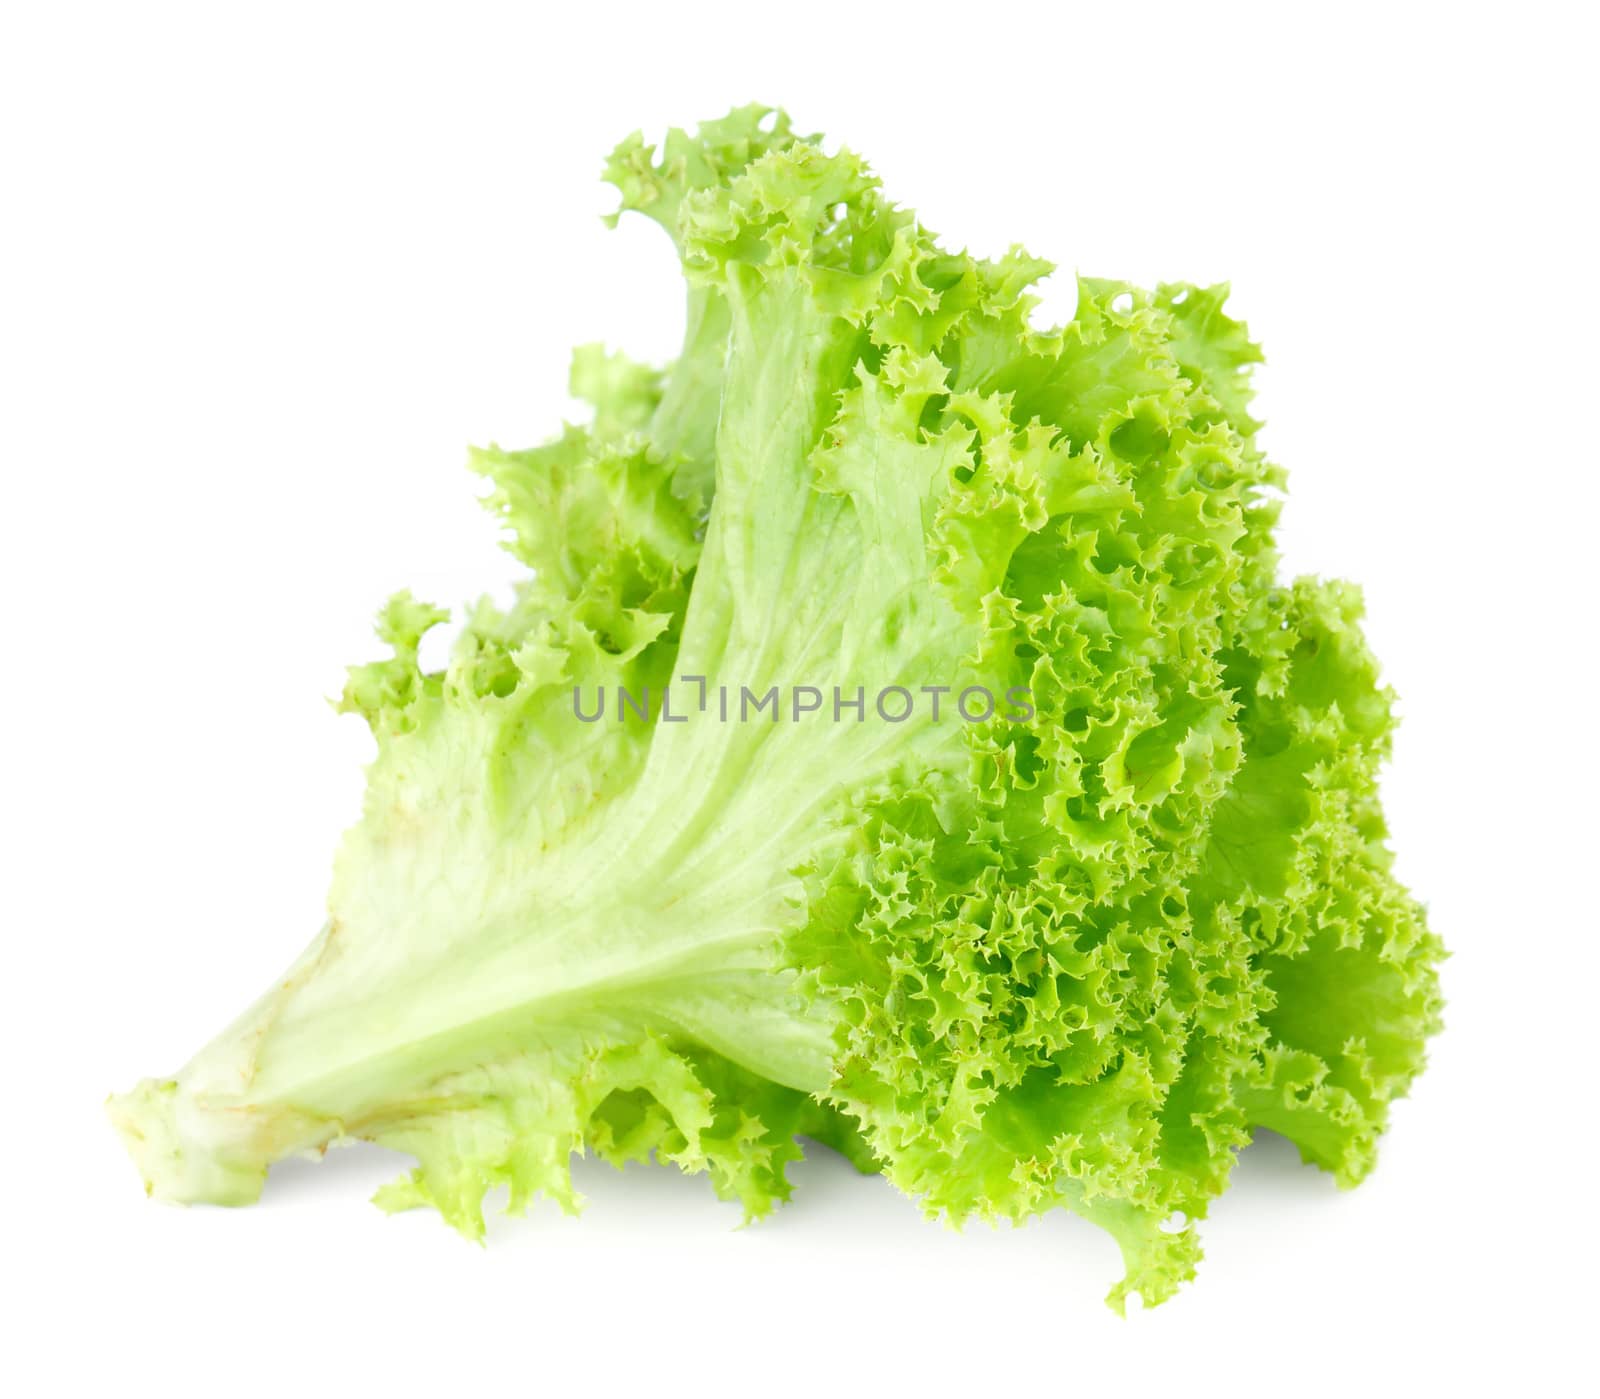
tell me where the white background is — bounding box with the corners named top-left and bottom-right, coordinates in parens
top-left (4, 2), bottom-right (1594, 1392)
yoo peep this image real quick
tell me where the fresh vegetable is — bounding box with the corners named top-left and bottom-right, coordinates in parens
top-left (109, 105), bottom-right (1443, 1309)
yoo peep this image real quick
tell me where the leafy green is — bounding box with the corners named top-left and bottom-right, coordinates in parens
top-left (109, 105), bottom-right (1443, 1309)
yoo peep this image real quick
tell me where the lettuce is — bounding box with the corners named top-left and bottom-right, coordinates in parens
top-left (109, 106), bottom-right (1444, 1309)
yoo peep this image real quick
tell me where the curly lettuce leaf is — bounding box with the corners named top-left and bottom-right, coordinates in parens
top-left (109, 109), bottom-right (1442, 1311)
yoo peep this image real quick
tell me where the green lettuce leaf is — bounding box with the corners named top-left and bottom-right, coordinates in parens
top-left (109, 107), bottom-right (1443, 1310)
